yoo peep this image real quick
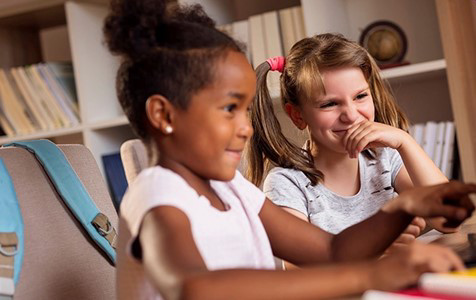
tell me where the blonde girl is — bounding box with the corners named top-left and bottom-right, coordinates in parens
top-left (248, 34), bottom-right (452, 250)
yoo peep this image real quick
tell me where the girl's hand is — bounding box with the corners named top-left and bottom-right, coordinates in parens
top-left (383, 217), bottom-right (426, 255)
top-left (369, 242), bottom-right (465, 291)
top-left (342, 120), bottom-right (409, 158)
top-left (383, 181), bottom-right (476, 224)
top-left (427, 217), bottom-right (460, 234)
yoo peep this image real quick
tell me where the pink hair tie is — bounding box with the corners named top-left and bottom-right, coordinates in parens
top-left (266, 56), bottom-right (285, 73)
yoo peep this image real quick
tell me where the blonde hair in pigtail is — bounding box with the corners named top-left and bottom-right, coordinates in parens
top-left (367, 55), bottom-right (409, 131)
top-left (246, 61), bottom-right (320, 187)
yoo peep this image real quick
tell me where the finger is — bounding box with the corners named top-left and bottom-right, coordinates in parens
top-left (345, 122), bottom-right (369, 154)
top-left (351, 127), bottom-right (374, 155)
top-left (354, 130), bottom-right (381, 155)
top-left (429, 205), bottom-right (468, 224)
top-left (439, 181), bottom-right (476, 200)
top-left (404, 224), bottom-right (422, 238)
top-left (342, 123), bottom-right (362, 149)
top-left (395, 233), bottom-right (416, 245)
top-left (445, 195), bottom-right (476, 213)
top-left (412, 217), bottom-right (426, 232)
top-left (348, 123), bottom-right (372, 154)
top-left (384, 242), bottom-right (408, 255)
top-left (443, 248), bottom-right (465, 271)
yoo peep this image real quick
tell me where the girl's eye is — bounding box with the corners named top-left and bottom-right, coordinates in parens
top-left (320, 102), bottom-right (336, 108)
top-left (224, 104), bottom-right (237, 112)
top-left (356, 92), bottom-right (369, 100)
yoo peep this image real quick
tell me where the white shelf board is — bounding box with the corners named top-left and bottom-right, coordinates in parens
top-left (381, 59), bottom-right (446, 80)
top-left (0, 125), bottom-right (83, 145)
top-left (87, 115), bottom-right (129, 130)
top-left (0, 116), bottom-right (130, 145)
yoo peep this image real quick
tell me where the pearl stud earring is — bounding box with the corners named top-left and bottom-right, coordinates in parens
top-left (164, 125), bottom-right (173, 134)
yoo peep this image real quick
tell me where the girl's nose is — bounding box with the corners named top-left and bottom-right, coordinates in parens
top-left (238, 115), bottom-right (253, 139)
top-left (339, 104), bottom-right (359, 124)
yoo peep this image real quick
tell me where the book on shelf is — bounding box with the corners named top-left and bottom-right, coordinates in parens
top-left (411, 123), bottom-right (425, 147)
top-left (0, 69), bottom-right (36, 135)
top-left (263, 10), bottom-right (284, 96)
top-left (0, 92), bottom-right (15, 136)
top-left (10, 67), bottom-right (51, 131)
top-left (278, 7), bottom-right (296, 56)
top-left (25, 66), bottom-right (70, 128)
top-left (0, 62), bottom-right (80, 138)
top-left (45, 62), bottom-right (78, 109)
top-left (440, 121), bottom-right (456, 179)
top-left (433, 121), bottom-right (446, 169)
top-left (15, 66), bottom-right (61, 130)
top-left (422, 121), bottom-right (438, 162)
top-left (231, 20), bottom-right (250, 61)
top-left (409, 121), bottom-right (456, 179)
top-left (34, 64), bottom-right (79, 126)
top-left (249, 13), bottom-right (267, 68)
top-left (4, 70), bottom-right (43, 132)
top-left (291, 6), bottom-right (306, 42)
top-left (102, 152), bottom-right (128, 211)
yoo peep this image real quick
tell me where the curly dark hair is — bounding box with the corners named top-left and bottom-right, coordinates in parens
top-left (103, 0), bottom-right (243, 139)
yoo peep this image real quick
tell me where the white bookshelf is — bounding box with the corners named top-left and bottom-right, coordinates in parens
top-left (0, 0), bottom-right (135, 174)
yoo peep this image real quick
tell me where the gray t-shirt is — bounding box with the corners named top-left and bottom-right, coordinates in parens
top-left (264, 148), bottom-right (403, 234)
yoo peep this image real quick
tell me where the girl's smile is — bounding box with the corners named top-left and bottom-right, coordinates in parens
top-left (300, 67), bottom-right (375, 155)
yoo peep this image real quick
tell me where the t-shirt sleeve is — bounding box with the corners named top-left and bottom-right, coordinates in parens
top-left (120, 168), bottom-right (197, 258)
top-left (263, 168), bottom-right (308, 216)
top-left (386, 148), bottom-right (404, 187)
top-left (231, 171), bottom-right (266, 213)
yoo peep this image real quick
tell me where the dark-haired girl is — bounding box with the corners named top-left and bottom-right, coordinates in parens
top-left (104, 1), bottom-right (475, 299)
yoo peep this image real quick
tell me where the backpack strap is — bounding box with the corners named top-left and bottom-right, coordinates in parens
top-left (5, 140), bottom-right (117, 264)
top-left (0, 159), bottom-right (24, 299)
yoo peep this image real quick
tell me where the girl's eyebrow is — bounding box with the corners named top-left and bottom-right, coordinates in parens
top-left (318, 86), bottom-right (370, 102)
top-left (227, 91), bottom-right (246, 100)
top-left (353, 86), bottom-right (370, 97)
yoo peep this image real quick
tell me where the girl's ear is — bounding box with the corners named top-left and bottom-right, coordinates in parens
top-left (146, 94), bottom-right (175, 134)
top-left (284, 103), bottom-right (307, 130)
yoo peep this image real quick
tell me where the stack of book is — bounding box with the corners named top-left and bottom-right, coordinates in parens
top-left (0, 62), bottom-right (80, 137)
top-left (409, 121), bottom-right (456, 179)
top-left (217, 6), bottom-right (306, 98)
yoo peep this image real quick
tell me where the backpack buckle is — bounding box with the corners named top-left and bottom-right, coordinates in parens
top-left (91, 213), bottom-right (117, 249)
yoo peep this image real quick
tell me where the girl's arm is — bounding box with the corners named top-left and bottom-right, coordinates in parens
top-left (139, 201), bottom-right (466, 300)
top-left (343, 121), bottom-right (447, 189)
top-left (395, 130), bottom-right (447, 188)
top-left (262, 181), bottom-right (474, 264)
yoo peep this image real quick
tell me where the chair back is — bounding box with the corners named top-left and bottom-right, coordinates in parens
top-left (120, 139), bottom-right (148, 184)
